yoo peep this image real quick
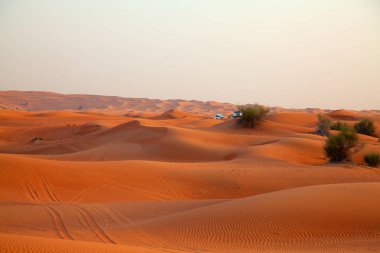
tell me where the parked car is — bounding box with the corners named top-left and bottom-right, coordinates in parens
top-left (215, 113), bottom-right (224, 119)
top-left (232, 111), bottom-right (242, 118)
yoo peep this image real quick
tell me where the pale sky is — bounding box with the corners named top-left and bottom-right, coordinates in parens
top-left (1, 0), bottom-right (379, 109)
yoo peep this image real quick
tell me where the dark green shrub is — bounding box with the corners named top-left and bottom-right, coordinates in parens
top-left (364, 152), bottom-right (380, 167)
top-left (324, 131), bottom-right (358, 162)
top-left (330, 121), bottom-right (350, 132)
top-left (354, 119), bottom-right (377, 137)
top-left (316, 115), bottom-right (331, 136)
top-left (238, 104), bottom-right (269, 128)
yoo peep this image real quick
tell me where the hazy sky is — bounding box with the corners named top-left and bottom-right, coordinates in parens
top-left (1, 0), bottom-right (379, 109)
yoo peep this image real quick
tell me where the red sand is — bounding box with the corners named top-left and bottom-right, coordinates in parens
top-left (1, 91), bottom-right (380, 252)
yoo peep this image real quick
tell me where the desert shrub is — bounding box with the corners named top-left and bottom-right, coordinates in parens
top-left (330, 121), bottom-right (350, 132)
top-left (364, 152), bottom-right (380, 167)
top-left (238, 104), bottom-right (269, 128)
top-left (354, 119), bottom-right (377, 137)
top-left (316, 115), bottom-right (331, 136)
top-left (324, 130), bottom-right (358, 162)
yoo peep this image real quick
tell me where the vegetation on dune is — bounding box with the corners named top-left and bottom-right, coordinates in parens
top-left (364, 152), bottom-right (380, 168)
top-left (324, 130), bottom-right (358, 163)
top-left (316, 115), bottom-right (331, 136)
top-left (354, 119), bottom-right (377, 137)
top-left (330, 121), bottom-right (351, 132)
top-left (238, 104), bottom-right (269, 128)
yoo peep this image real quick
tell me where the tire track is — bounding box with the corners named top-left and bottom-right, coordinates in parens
top-left (69, 178), bottom-right (113, 203)
top-left (112, 181), bottom-right (167, 200)
top-left (44, 205), bottom-right (74, 240)
top-left (157, 177), bottom-right (183, 200)
top-left (73, 205), bottom-right (116, 244)
top-left (24, 178), bottom-right (74, 241)
top-left (24, 179), bottom-right (40, 202)
top-left (110, 207), bottom-right (134, 225)
top-left (41, 177), bottom-right (60, 202)
top-left (90, 204), bottom-right (132, 226)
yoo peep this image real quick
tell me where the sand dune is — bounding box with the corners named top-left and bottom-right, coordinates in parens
top-left (3, 90), bottom-right (379, 117)
top-left (2, 153), bottom-right (380, 204)
top-left (251, 136), bottom-right (326, 165)
top-left (327, 109), bottom-right (361, 120)
top-left (1, 96), bottom-right (380, 252)
top-left (151, 109), bottom-right (204, 120)
top-left (0, 91), bottom-right (238, 117)
top-left (116, 183), bottom-right (380, 252)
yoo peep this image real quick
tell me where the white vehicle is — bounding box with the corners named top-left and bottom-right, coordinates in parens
top-left (215, 113), bottom-right (224, 119)
top-left (232, 111), bottom-right (242, 118)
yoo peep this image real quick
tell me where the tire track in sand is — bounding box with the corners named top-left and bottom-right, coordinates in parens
top-left (156, 177), bottom-right (183, 200)
top-left (23, 178), bottom-right (74, 240)
top-left (73, 205), bottom-right (116, 244)
top-left (69, 178), bottom-right (113, 203)
top-left (41, 177), bottom-right (60, 202)
top-left (38, 176), bottom-right (72, 239)
top-left (23, 179), bottom-right (41, 202)
top-left (90, 204), bottom-right (133, 226)
top-left (43, 205), bottom-right (74, 240)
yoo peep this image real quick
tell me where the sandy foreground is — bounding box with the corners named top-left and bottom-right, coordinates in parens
top-left (1, 99), bottom-right (380, 252)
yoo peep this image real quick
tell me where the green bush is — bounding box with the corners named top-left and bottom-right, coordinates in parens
top-left (324, 130), bottom-right (358, 163)
top-left (316, 115), bottom-right (331, 136)
top-left (364, 152), bottom-right (380, 167)
top-left (330, 121), bottom-right (350, 132)
top-left (238, 104), bottom-right (269, 128)
top-left (354, 119), bottom-right (377, 137)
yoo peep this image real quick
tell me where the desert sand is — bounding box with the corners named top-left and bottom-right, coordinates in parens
top-left (1, 91), bottom-right (380, 252)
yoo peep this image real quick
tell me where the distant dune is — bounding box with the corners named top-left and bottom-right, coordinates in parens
top-left (1, 91), bottom-right (380, 252)
top-left (0, 90), bottom-right (238, 117)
